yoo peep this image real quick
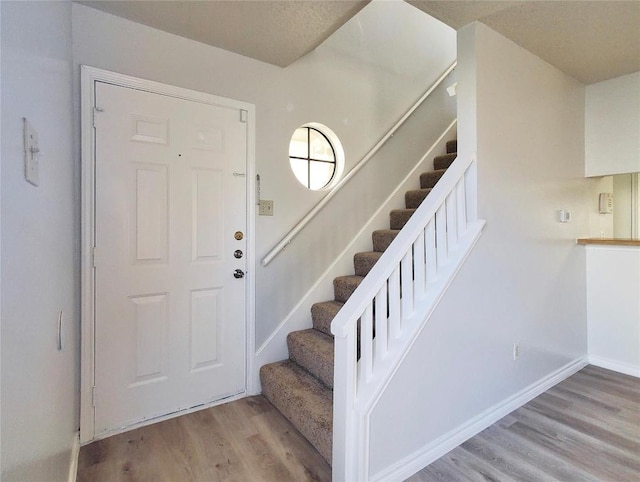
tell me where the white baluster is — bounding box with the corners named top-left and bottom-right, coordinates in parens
top-left (436, 204), bottom-right (448, 267)
top-left (426, 218), bottom-right (437, 282)
top-left (457, 179), bottom-right (467, 236)
top-left (401, 251), bottom-right (413, 324)
top-left (388, 267), bottom-right (401, 340)
top-left (446, 191), bottom-right (458, 252)
top-left (413, 231), bottom-right (426, 299)
top-left (361, 303), bottom-right (374, 383)
top-left (374, 284), bottom-right (388, 364)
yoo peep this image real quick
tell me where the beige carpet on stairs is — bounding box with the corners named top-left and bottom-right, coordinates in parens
top-left (259, 139), bottom-right (458, 465)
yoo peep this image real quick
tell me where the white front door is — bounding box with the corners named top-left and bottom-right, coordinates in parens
top-left (93, 81), bottom-right (247, 435)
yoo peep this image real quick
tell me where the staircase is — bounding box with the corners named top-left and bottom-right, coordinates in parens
top-left (259, 140), bottom-right (459, 465)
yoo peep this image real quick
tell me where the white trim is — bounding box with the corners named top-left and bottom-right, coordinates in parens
top-left (589, 355), bottom-right (640, 378)
top-left (371, 356), bottom-right (588, 482)
top-left (67, 432), bottom-right (80, 482)
top-left (80, 66), bottom-right (256, 442)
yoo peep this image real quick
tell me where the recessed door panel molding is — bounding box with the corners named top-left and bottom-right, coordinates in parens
top-left (128, 293), bottom-right (169, 386)
top-left (190, 288), bottom-right (223, 372)
top-left (135, 164), bottom-right (169, 262)
top-left (131, 113), bottom-right (170, 145)
top-left (192, 169), bottom-right (223, 262)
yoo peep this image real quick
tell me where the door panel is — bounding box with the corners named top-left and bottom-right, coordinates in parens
top-left (94, 82), bottom-right (247, 435)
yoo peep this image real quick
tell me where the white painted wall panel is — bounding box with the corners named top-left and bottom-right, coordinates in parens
top-left (1, 1), bottom-right (78, 480)
top-left (585, 71), bottom-right (640, 177)
top-left (586, 246), bottom-right (640, 376)
top-left (369, 23), bottom-right (589, 477)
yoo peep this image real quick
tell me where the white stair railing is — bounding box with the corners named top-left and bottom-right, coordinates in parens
top-left (331, 153), bottom-right (486, 481)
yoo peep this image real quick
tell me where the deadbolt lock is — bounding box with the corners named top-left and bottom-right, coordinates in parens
top-left (234, 231), bottom-right (244, 241)
top-left (234, 250), bottom-right (243, 259)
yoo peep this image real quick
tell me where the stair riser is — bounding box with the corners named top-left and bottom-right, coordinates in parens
top-left (421, 170), bottom-right (446, 189)
top-left (434, 154), bottom-right (456, 171)
top-left (405, 189), bottom-right (432, 209)
top-left (288, 331), bottom-right (334, 389)
top-left (372, 230), bottom-right (399, 252)
top-left (354, 252), bottom-right (382, 277)
top-left (334, 276), bottom-right (363, 303)
top-left (311, 301), bottom-right (342, 336)
top-left (446, 140), bottom-right (457, 154)
top-left (390, 209), bottom-right (415, 230)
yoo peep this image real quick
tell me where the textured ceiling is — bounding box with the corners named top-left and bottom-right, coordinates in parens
top-left (409, 1), bottom-right (640, 84)
top-left (77, 0), bottom-right (640, 84)
top-left (76, 0), bottom-right (368, 67)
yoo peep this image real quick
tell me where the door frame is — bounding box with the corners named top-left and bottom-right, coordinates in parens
top-left (80, 66), bottom-right (256, 443)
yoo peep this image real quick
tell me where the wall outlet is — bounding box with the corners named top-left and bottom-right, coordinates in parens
top-left (513, 343), bottom-right (520, 360)
top-left (259, 200), bottom-right (273, 216)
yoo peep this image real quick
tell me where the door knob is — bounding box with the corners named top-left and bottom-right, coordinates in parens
top-left (234, 269), bottom-right (245, 279)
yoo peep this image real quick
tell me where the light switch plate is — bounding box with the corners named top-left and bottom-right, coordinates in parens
top-left (259, 200), bottom-right (273, 216)
top-left (23, 118), bottom-right (40, 186)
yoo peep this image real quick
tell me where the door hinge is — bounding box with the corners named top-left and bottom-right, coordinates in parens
top-left (92, 107), bottom-right (104, 128)
top-left (240, 109), bottom-right (248, 123)
top-left (91, 246), bottom-right (97, 268)
top-left (92, 386), bottom-right (97, 406)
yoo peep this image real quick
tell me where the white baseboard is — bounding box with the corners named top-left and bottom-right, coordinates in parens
top-left (68, 432), bottom-right (80, 482)
top-left (371, 356), bottom-right (588, 482)
top-left (589, 355), bottom-right (640, 378)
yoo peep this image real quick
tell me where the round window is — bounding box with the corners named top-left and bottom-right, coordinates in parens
top-left (289, 123), bottom-right (344, 191)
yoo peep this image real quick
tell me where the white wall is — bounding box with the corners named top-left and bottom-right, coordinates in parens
top-left (585, 71), bottom-right (640, 177)
top-left (71, 1), bottom-right (456, 348)
top-left (586, 246), bottom-right (640, 377)
top-left (368, 22), bottom-right (589, 477)
top-left (1, 2), bottom-right (78, 480)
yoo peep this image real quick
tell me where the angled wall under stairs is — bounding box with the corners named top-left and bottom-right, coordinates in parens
top-left (260, 140), bottom-right (458, 464)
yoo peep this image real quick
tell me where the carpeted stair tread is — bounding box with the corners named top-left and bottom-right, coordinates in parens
top-left (446, 139), bottom-right (457, 154)
top-left (390, 208), bottom-right (416, 230)
top-left (260, 360), bottom-right (333, 464)
top-left (288, 329), bottom-right (334, 388)
top-left (333, 275), bottom-right (364, 303)
top-left (354, 251), bottom-right (383, 277)
top-left (433, 153), bottom-right (457, 170)
top-left (405, 188), bottom-right (433, 209)
top-left (372, 229), bottom-right (400, 252)
top-left (311, 300), bottom-right (343, 336)
top-left (421, 169), bottom-right (447, 189)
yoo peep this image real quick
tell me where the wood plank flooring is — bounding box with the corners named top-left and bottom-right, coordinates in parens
top-left (408, 365), bottom-right (640, 482)
top-left (78, 365), bottom-right (638, 482)
top-left (77, 395), bottom-right (331, 482)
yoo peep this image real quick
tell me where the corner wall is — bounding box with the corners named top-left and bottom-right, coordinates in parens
top-left (1, 2), bottom-right (78, 480)
top-left (368, 22), bottom-right (589, 478)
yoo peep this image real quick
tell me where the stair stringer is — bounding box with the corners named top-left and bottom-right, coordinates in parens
top-left (253, 121), bottom-right (458, 392)
top-left (331, 152), bottom-right (485, 481)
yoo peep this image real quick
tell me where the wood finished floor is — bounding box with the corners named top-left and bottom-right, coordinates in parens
top-left (78, 365), bottom-right (639, 482)
top-left (408, 365), bottom-right (640, 482)
top-left (77, 395), bottom-right (331, 482)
